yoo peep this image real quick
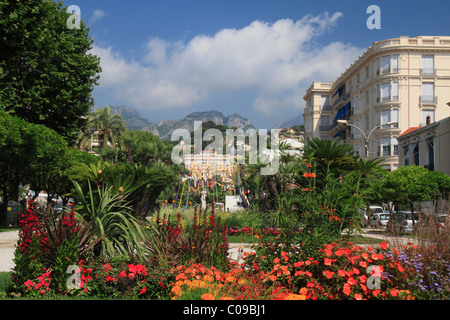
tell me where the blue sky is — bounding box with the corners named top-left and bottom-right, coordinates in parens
top-left (65, 0), bottom-right (450, 129)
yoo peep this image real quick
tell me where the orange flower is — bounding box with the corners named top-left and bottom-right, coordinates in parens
top-left (303, 172), bottom-right (317, 178)
top-left (354, 293), bottom-right (363, 300)
top-left (171, 285), bottom-right (183, 297)
top-left (323, 270), bottom-right (334, 279)
top-left (390, 288), bottom-right (399, 297)
top-left (201, 293), bottom-right (215, 300)
top-left (268, 275), bottom-right (277, 281)
top-left (307, 163), bottom-right (313, 168)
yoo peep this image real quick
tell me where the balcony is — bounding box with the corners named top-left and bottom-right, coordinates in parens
top-left (319, 125), bottom-right (330, 132)
top-left (333, 92), bottom-right (350, 109)
top-left (419, 96), bottom-right (438, 104)
top-left (420, 68), bottom-right (436, 76)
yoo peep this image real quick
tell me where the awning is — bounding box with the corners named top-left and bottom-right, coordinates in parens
top-left (333, 129), bottom-right (346, 138)
top-left (403, 143), bottom-right (417, 159)
top-left (332, 84), bottom-right (344, 97)
top-left (333, 102), bottom-right (351, 122)
top-left (341, 102), bottom-right (351, 117)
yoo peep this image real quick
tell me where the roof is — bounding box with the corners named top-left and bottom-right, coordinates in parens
top-left (398, 127), bottom-right (420, 138)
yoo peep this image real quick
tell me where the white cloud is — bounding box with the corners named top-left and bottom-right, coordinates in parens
top-left (89, 9), bottom-right (106, 25)
top-left (91, 12), bottom-right (363, 115)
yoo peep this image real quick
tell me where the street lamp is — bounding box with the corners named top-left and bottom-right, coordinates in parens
top-left (336, 120), bottom-right (398, 158)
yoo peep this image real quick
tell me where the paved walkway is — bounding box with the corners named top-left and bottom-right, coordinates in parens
top-left (0, 230), bottom-right (18, 272)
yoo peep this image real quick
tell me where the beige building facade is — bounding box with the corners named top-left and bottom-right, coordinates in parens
top-left (303, 36), bottom-right (450, 170)
top-left (397, 116), bottom-right (450, 177)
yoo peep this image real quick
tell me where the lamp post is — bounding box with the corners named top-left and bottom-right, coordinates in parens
top-left (336, 120), bottom-right (398, 158)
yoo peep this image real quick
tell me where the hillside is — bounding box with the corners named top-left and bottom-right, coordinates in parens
top-left (106, 106), bottom-right (255, 140)
top-left (144, 110), bottom-right (255, 140)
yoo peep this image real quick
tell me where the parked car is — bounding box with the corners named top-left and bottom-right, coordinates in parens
top-left (366, 205), bottom-right (388, 228)
top-left (387, 211), bottom-right (420, 233)
top-left (368, 212), bottom-right (390, 231)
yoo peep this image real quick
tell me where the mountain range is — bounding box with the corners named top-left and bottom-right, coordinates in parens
top-left (108, 107), bottom-right (256, 140)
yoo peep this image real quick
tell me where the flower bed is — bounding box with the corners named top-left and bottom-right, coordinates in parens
top-left (6, 201), bottom-right (449, 300)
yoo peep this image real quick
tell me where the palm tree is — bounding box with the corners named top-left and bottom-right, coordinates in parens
top-left (302, 137), bottom-right (356, 179)
top-left (79, 106), bottom-right (127, 150)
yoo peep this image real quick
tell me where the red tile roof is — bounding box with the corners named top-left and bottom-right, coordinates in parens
top-left (398, 127), bottom-right (420, 137)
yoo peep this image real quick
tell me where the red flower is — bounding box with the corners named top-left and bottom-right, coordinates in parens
top-left (380, 242), bottom-right (388, 250)
top-left (323, 270), bottom-right (334, 279)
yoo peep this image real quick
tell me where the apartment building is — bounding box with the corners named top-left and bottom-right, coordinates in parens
top-left (397, 116), bottom-right (450, 176)
top-left (303, 36), bottom-right (450, 171)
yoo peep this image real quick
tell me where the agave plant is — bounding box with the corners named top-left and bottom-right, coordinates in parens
top-left (72, 180), bottom-right (148, 261)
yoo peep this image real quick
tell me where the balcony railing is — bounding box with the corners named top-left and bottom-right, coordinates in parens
top-left (420, 68), bottom-right (436, 76)
top-left (419, 96), bottom-right (438, 104)
top-left (333, 92), bottom-right (350, 108)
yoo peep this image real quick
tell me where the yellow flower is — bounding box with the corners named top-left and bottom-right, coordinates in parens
top-left (118, 187), bottom-right (124, 193)
top-left (98, 170), bottom-right (102, 174)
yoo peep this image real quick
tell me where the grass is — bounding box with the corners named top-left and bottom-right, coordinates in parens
top-left (0, 272), bottom-right (12, 294)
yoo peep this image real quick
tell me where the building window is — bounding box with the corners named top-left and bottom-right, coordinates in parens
top-left (354, 95), bottom-right (359, 109)
top-left (422, 109), bottom-right (435, 126)
top-left (392, 82), bottom-right (399, 101)
top-left (393, 137), bottom-right (398, 155)
top-left (377, 82), bottom-right (398, 102)
top-left (321, 95), bottom-right (330, 110)
top-left (413, 144), bottom-right (420, 165)
top-left (382, 55), bottom-right (390, 74)
top-left (365, 65), bottom-right (369, 79)
top-left (421, 82), bottom-right (435, 103)
top-left (377, 138), bottom-right (391, 156)
top-left (320, 116), bottom-right (330, 131)
top-left (421, 55), bottom-right (435, 75)
top-left (376, 110), bottom-right (390, 126)
top-left (392, 55), bottom-right (399, 73)
top-left (381, 83), bottom-right (390, 102)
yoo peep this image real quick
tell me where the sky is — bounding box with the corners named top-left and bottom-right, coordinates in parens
top-left (64, 0), bottom-right (450, 129)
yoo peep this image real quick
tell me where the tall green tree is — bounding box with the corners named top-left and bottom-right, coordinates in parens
top-left (0, 0), bottom-right (101, 142)
top-left (0, 110), bottom-right (66, 226)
